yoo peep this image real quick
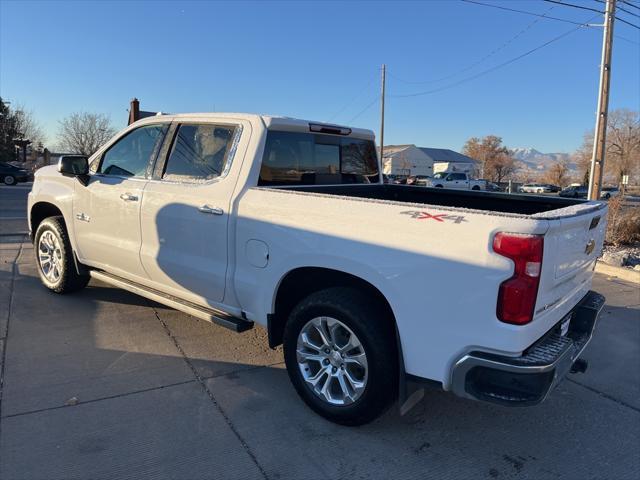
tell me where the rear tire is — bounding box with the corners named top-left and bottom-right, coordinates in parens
top-left (283, 287), bottom-right (398, 426)
top-left (3, 175), bottom-right (16, 186)
top-left (34, 216), bottom-right (90, 294)
top-left (472, 185), bottom-right (480, 191)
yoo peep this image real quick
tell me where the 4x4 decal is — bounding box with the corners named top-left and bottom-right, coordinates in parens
top-left (401, 210), bottom-right (468, 224)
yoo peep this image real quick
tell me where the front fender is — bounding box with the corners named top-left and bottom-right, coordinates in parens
top-left (28, 168), bottom-right (78, 251)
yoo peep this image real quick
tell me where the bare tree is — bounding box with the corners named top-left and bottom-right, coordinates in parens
top-left (462, 135), bottom-right (515, 182)
top-left (543, 159), bottom-right (570, 187)
top-left (573, 131), bottom-right (593, 185)
top-left (13, 106), bottom-right (46, 148)
top-left (57, 112), bottom-right (116, 156)
top-left (606, 109), bottom-right (640, 184)
top-left (573, 109), bottom-right (639, 186)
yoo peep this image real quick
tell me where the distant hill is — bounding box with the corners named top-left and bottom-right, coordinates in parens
top-left (510, 147), bottom-right (577, 174)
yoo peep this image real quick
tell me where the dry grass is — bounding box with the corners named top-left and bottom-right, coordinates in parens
top-left (605, 195), bottom-right (640, 246)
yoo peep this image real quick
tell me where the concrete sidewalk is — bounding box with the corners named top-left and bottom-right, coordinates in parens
top-left (1, 237), bottom-right (639, 480)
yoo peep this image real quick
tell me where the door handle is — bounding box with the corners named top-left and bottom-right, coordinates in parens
top-left (198, 205), bottom-right (224, 215)
top-left (120, 193), bottom-right (138, 202)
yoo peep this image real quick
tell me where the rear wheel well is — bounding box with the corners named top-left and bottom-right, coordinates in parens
top-left (269, 267), bottom-right (397, 349)
top-left (30, 202), bottom-right (64, 239)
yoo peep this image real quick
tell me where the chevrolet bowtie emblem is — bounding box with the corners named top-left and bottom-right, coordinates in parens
top-left (585, 239), bottom-right (595, 255)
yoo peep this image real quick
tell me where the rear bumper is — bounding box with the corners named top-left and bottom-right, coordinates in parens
top-left (451, 290), bottom-right (605, 406)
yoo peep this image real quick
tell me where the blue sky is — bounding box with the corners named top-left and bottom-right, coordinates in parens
top-left (1, 0), bottom-right (638, 153)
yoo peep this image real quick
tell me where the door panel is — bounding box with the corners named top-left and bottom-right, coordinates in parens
top-left (73, 176), bottom-right (148, 279)
top-left (139, 122), bottom-right (240, 306)
top-left (72, 123), bottom-right (168, 280)
top-left (140, 181), bottom-right (232, 304)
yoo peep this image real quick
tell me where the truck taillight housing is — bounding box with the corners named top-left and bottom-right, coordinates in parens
top-left (493, 232), bottom-right (544, 325)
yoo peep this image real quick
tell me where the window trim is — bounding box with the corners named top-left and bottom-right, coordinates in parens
top-left (150, 122), bottom-right (243, 185)
top-left (93, 123), bottom-right (169, 180)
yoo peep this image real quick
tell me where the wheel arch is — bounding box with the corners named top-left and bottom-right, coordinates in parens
top-left (268, 266), bottom-right (398, 350)
top-left (30, 201), bottom-right (65, 239)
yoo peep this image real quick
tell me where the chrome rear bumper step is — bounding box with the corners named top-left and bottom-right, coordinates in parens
top-left (450, 290), bottom-right (605, 406)
top-left (90, 270), bottom-right (254, 333)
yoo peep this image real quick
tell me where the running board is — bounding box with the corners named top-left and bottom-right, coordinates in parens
top-left (89, 270), bottom-right (254, 333)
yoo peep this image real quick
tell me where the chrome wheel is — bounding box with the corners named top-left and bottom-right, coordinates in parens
top-left (296, 316), bottom-right (368, 406)
top-left (38, 230), bottom-right (63, 283)
top-left (4, 175), bottom-right (15, 185)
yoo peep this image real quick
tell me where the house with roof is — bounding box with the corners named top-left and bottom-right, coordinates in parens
top-left (382, 145), bottom-right (478, 178)
top-left (380, 145), bottom-right (433, 177)
top-left (419, 147), bottom-right (479, 177)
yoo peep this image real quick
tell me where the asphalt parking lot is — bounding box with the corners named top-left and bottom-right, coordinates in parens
top-left (1, 183), bottom-right (639, 480)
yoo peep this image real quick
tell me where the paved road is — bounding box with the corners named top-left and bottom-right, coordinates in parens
top-left (1, 187), bottom-right (639, 480)
top-left (0, 183), bottom-right (30, 235)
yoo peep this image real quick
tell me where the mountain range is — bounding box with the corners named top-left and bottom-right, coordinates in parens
top-left (510, 148), bottom-right (576, 172)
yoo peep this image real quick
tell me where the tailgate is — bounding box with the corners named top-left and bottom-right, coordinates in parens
top-left (534, 202), bottom-right (607, 318)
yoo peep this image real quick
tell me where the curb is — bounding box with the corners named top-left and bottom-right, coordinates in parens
top-left (595, 261), bottom-right (640, 284)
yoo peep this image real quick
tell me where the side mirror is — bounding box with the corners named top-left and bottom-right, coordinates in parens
top-left (58, 155), bottom-right (90, 186)
top-left (58, 155), bottom-right (89, 176)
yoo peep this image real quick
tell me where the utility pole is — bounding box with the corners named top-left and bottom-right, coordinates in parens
top-left (379, 64), bottom-right (386, 165)
top-left (588, 0), bottom-right (616, 200)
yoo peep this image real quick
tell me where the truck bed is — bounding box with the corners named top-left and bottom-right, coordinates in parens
top-left (281, 184), bottom-right (591, 216)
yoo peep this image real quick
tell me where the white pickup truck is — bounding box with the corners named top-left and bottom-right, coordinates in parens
top-left (425, 171), bottom-right (485, 190)
top-left (28, 113), bottom-right (606, 425)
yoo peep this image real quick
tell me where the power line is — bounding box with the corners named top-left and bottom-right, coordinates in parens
top-left (542, 0), bottom-right (603, 14)
top-left (463, 0), bottom-right (638, 44)
top-left (548, 0), bottom-right (640, 27)
top-left (618, 5), bottom-right (640, 17)
top-left (615, 15), bottom-right (640, 29)
top-left (388, 15), bottom-right (599, 99)
top-left (389, 3), bottom-right (557, 86)
top-left (621, 1), bottom-right (640, 10)
top-left (347, 97), bottom-right (379, 124)
top-left (326, 71), bottom-right (379, 123)
top-left (461, 0), bottom-right (593, 26)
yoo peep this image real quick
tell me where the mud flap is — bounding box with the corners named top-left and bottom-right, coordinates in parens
top-left (396, 324), bottom-right (426, 416)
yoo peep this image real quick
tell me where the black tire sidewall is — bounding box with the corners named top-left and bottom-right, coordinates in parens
top-left (34, 217), bottom-right (88, 293)
top-left (283, 288), bottom-right (398, 426)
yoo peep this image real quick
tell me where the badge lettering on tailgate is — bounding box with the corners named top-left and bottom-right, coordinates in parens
top-left (401, 210), bottom-right (467, 224)
top-left (585, 239), bottom-right (595, 255)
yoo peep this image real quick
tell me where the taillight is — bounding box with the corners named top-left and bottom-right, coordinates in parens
top-left (493, 232), bottom-right (544, 325)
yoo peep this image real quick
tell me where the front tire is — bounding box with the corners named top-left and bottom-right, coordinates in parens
top-left (3, 175), bottom-right (16, 186)
top-left (283, 287), bottom-right (398, 426)
top-left (34, 216), bottom-right (90, 294)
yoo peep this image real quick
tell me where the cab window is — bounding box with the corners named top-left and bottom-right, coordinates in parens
top-left (162, 124), bottom-right (236, 182)
top-left (259, 131), bottom-right (379, 186)
top-left (99, 124), bottom-right (167, 177)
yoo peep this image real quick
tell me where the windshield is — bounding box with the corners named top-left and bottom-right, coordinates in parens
top-left (259, 131), bottom-right (379, 186)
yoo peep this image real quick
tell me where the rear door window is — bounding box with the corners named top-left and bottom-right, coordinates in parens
top-left (162, 124), bottom-right (236, 182)
top-left (259, 131), bottom-right (379, 186)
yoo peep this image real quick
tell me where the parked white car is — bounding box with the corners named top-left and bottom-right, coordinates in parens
top-left (424, 171), bottom-right (485, 190)
top-left (520, 183), bottom-right (554, 194)
top-left (28, 113), bottom-right (607, 425)
top-left (600, 186), bottom-right (620, 200)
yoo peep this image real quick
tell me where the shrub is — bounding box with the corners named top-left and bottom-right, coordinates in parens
top-left (605, 195), bottom-right (640, 246)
